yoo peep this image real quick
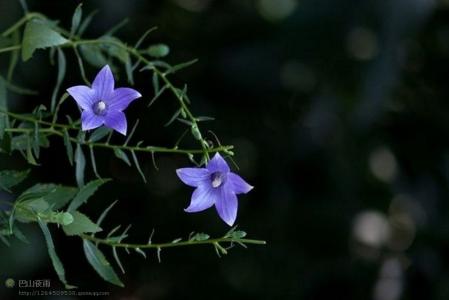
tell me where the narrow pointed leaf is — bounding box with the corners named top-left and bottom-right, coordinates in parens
top-left (96, 200), bottom-right (118, 227)
top-left (38, 219), bottom-right (76, 289)
top-left (70, 3), bottom-right (83, 36)
top-left (0, 78), bottom-right (8, 139)
top-left (78, 10), bottom-right (98, 36)
top-left (75, 144), bottom-right (86, 187)
top-left (63, 129), bottom-right (74, 165)
top-left (131, 151), bottom-right (146, 183)
top-left (113, 148), bottom-right (131, 166)
top-left (83, 240), bottom-right (124, 287)
top-left (50, 48), bottom-right (66, 112)
top-left (89, 146), bottom-right (101, 179)
top-left (68, 179), bottom-right (111, 212)
top-left (112, 247), bottom-right (125, 274)
top-left (89, 127), bottom-right (111, 142)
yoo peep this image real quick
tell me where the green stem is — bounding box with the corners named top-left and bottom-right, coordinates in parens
top-left (0, 45), bottom-right (21, 54)
top-left (1, 12), bottom-right (45, 37)
top-left (80, 233), bottom-right (266, 250)
top-left (2, 111), bottom-right (233, 155)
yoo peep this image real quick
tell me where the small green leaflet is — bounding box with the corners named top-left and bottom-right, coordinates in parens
top-left (70, 3), bottom-right (83, 37)
top-left (50, 48), bottom-right (66, 112)
top-left (22, 20), bottom-right (69, 61)
top-left (0, 78), bottom-right (8, 140)
top-left (80, 44), bottom-right (108, 68)
top-left (89, 127), bottom-right (111, 142)
top-left (113, 148), bottom-right (131, 166)
top-left (0, 169), bottom-right (30, 191)
top-left (68, 179), bottom-right (111, 212)
top-left (83, 240), bottom-right (124, 287)
top-left (63, 211), bottom-right (102, 236)
top-left (75, 143), bottom-right (86, 187)
top-left (63, 129), bottom-right (74, 165)
top-left (77, 10), bottom-right (98, 36)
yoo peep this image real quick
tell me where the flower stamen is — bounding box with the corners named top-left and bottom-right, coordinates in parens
top-left (93, 100), bottom-right (108, 116)
top-left (211, 172), bottom-right (225, 188)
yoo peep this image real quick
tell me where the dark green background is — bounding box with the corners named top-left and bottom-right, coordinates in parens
top-left (2, 0), bottom-right (449, 299)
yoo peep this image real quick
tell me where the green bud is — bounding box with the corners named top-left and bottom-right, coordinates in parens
top-left (60, 212), bottom-right (74, 226)
top-left (191, 124), bottom-right (202, 141)
top-left (147, 44), bottom-right (170, 58)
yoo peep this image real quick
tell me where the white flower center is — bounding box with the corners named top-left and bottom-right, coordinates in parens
top-left (211, 172), bottom-right (225, 188)
top-left (93, 100), bottom-right (108, 116)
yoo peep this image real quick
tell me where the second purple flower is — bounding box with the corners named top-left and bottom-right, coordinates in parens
top-left (177, 153), bottom-right (254, 226)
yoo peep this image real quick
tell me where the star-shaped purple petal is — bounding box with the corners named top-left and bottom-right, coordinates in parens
top-left (67, 65), bottom-right (142, 135)
top-left (176, 153), bottom-right (253, 226)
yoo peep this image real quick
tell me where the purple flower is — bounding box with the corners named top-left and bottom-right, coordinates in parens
top-left (66, 65), bottom-right (141, 135)
top-left (176, 153), bottom-right (253, 226)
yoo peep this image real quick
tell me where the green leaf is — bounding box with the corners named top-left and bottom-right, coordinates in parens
top-left (26, 138), bottom-right (38, 165)
top-left (11, 133), bottom-right (49, 150)
top-left (38, 219), bottom-right (76, 289)
top-left (89, 127), bottom-right (111, 142)
top-left (68, 179), bottom-right (111, 212)
top-left (50, 48), bottom-right (66, 112)
top-left (83, 240), bottom-right (124, 287)
top-left (22, 20), bottom-right (69, 61)
top-left (0, 78), bottom-right (8, 140)
top-left (70, 3), bottom-right (83, 36)
top-left (131, 151), bottom-right (147, 183)
top-left (125, 58), bottom-right (134, 84)
top-left (89, 146), bottom-right (101, 179)
top-left (78, 10), bottom-right (98, 36)
top-left (75, 143), bottom-right (86, 187)
top-left (191, 124), bottom-right (202, 140)
top-left (96, 200), bottom-right (118, 227)
top-left (166, 59), bottom-right (198, 75)
top-left (164, 108), bottom-right (182, 127)
top-left (20, 183), bottom-right (77, 210)
top-left (100, 36), bottom-right (130, 65)
top-left (63, 129), bottom-right (74, 165)
top-left (63, 211), bottom-right (102, 236)
top-left (113, 148), bottom-right (131, 166)
top-left (0, 169), bottom-right (29, 191)
top-left (134, 26), bottom-right (157, 48)
top-left (147, 44), bottom-right (170, 58)
top-left (112, 247), bottom-right (125, 274)
top-left (80, 44), bottom-right (108, 68)
top-left (22, 198), bottom-right (49, 212)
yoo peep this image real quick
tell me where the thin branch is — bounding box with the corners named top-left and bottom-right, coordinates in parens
top-left (80, 233), bottom-right (266, 250)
